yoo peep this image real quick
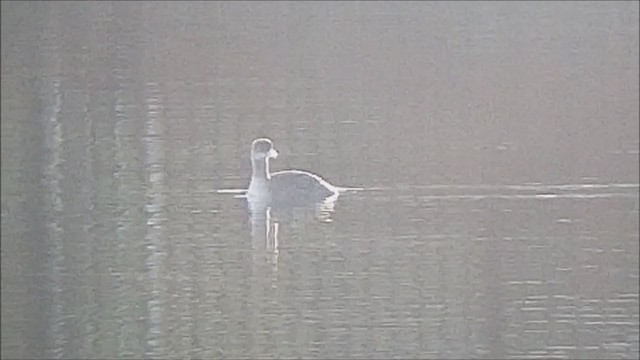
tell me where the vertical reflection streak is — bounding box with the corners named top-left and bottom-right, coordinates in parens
top-left (36, 8), bottom-right (67, 353)
top-left (142, 82), bottom-right (168, 358)
top-left (40, 75), bottom-right (66, 359)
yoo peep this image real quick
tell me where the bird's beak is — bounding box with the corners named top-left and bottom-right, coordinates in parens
top-left (269, 149), bottom-right (279, 158)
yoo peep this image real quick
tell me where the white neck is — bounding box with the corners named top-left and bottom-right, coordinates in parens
top-left (248, 157), bottom-right (271, 197)
top-left (251, 157), bottom-right (270, 180)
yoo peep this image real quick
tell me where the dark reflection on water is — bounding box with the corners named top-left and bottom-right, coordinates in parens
top-left (2, 1), bottom-right (638, 359)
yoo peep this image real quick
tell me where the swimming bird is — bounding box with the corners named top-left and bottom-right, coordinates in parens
top-left (247, 138), bottom-right (340, 206)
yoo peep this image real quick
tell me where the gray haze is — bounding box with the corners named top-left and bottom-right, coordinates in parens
top-left (2, 2), bottom-right (638, 359)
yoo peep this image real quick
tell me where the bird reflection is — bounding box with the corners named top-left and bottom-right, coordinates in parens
top-left (247, 193), bottom-right (339, 270)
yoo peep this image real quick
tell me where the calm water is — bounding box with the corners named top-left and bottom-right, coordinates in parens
top-left (2, 2), bottom-right (638, 359)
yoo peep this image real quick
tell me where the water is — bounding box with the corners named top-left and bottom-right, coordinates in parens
top-left (2, 2), bottom-right (638, 359)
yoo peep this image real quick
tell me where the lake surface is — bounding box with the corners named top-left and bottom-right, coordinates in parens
top-left (1, 2), bottom-right (638, 359)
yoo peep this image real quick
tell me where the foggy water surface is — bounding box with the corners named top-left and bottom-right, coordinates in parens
top-left (2, 2), bottom-right (638, 359)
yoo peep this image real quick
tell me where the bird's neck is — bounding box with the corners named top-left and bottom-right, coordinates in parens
top-left (251, 158), bottom-right (270, 180)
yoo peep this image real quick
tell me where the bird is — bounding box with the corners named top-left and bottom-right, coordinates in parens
top-left (247, 138), bottom-right (340, 207)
